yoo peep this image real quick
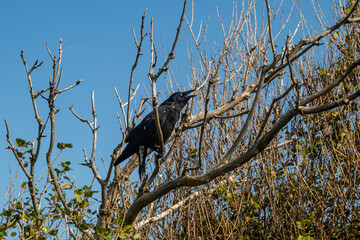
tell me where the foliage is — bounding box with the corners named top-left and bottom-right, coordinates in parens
top-left (2, 0), bottom-right (360, 239)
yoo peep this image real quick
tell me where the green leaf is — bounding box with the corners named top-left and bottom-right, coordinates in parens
top-left (79, 224), bottom-right (89, 230)
top-left (57, 142), bottom-right (65, 150)
top-left (2, 209), bottom-right (14, 217)
top-left (318, 67), bottom-right (327, 77)
top-left (61, 161), bottom-right (71, 167)
top-left (331, 111), bottom-right (339, 117)
top-left (15, 138), bottom-right (28, 147)
top-left (74, 192), bottom-right (82, 203)
top-left (84, 190), bottom-right (98, 198)
top-left (302, 236), bottom-right (315, 240)
top-left (217, 185), bottom-right (227, 194)
top-left (96, 227), bottom-right (106, 234)
top-left (62, 182), bottom-right (72, 189)
top-left (82, 199), bottom-right (89, 208)
top-left (15, 150), bottom-right (23, 158)
top-left (57, 142), bottom-right (73, 150)
top-left (49, 229), bottom-right (59, 236)
top-left (122, 225), bottom-right (132, 231)
top-left (296, 221), bottom-right (304, 231)
top-left (133, 233), bottom-right (142, 240)
top-left (14, 200), bottom-right (22, 210)
top-left (295, 235), bottom-right (304, 240)
top-left (65, 143), bottom-right (73, 148)
top-left (64, 208), bottom-right (72, 215)
top-left (23, 212), bottom-right (30, 221)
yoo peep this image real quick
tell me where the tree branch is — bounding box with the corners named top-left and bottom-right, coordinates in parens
top-left (123, 56), bottom-right (360, 225)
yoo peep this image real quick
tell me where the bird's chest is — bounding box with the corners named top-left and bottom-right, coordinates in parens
top-left (161, 109), bottom-right (180, 140)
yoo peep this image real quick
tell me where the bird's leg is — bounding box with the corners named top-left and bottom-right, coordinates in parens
top-left (138, 151), bottom-right (160, 194)
top-left (138, 145), bottom-right (148, 183)
top-left (153, 144), bottom-right (166, 160)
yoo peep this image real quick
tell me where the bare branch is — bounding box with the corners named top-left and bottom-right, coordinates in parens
top-left (255, 83), bottom-right (294, 142)
top-left (151, 0), bottom-right (188, 80)
top-left (126, 9), bottom-right (148, 129)
top-left (265, 0), bottom-right (277, 57)
top-left (221, 68), bottom-right (266, 163)
top-left (69, 92), bottom-right (103, 184)
top-left (299, 89), bottom-right (360, 114)
top-left (148, 17), bottom-right (165, 157)
top-left (300, 57), bottom-right (360, 106)
top-left (4, 120), bottom-right (40, 214)
top-left (124, 39), bottom-right (360, 225)
top-left (124, 86), bottom-right (360, 225)
top-left (20, 50), bottom-right (44, 126)
top-left (346, 17), bottom-right (360, 23)
top-left (56, 79), bottom-right (83, 94)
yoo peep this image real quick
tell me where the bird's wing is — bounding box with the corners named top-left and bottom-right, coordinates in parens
top-left (125, 106), bottom-right (169, 144)
top-left (157, 105), bottom-right (169, 126)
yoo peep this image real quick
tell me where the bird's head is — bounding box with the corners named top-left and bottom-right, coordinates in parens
top-left (163, 89), bottom-right (196, 106)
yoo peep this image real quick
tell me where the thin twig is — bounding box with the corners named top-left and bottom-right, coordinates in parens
top-left (126, 9), bottom-right (148, 129)
top-left (56, 79), bottom-right (83, 94)
top-left (255, 84), bottom-right (294, 142)
top-left (151, 0), bottom-right (188, 80)
top-left (69, 92), bottom-right (103, 185)
top-left (265, 0), bottom-right (277, 57)
top-left (148, 17), bottom-right (165, 156)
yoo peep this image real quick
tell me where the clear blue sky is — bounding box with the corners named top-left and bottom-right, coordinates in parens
top-left (0, 1), bottom-right (333, 203)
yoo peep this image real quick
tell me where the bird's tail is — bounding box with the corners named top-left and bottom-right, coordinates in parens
top-left (138, 145), bottom-right (147, 182)
top-left (113, 154), bottom-right (126, 166)
top-left (114, 144), bottom-right (136, 166)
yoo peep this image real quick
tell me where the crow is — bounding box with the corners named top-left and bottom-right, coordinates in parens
top-left (114, 90), bottom-right (196, 181)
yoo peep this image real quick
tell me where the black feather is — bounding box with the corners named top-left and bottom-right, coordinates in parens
top-left (114, 90), bottom-right (196, 181)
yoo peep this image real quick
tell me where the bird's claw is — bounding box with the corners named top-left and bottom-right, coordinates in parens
top-left (153, 145), bottom-right (160, 153)
top-left (140, 173), bottom-right (148, 183)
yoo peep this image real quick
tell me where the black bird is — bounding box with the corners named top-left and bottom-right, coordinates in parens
top-left (114, 90), bottom-right (196, 181)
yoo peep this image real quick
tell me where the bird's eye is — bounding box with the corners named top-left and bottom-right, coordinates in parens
top-left (180, 93), bottom-right (183, 97)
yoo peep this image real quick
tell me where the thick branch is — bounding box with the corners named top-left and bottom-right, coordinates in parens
top-left (299, 90), bottom-right (360, 114)
top-left (124, 59), bottom-right (360, 226)
top-left (222, 69), bottom-right (266, 163)
top-left (185, 1), bottom-right (360, 129)
top-left (300, 57), bottom-right (360, 106)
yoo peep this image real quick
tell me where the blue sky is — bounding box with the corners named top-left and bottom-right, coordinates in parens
top-left (0, 1), bottom-right (333, 203)
top-left (0, 0), bottom-right (236, 201)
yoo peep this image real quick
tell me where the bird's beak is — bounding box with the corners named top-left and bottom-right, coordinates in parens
top-left (184, 89), bottom-right (196, 99)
